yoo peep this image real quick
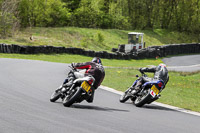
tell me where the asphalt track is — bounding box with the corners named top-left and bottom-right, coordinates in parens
top-left (0, 58), bottom-right (200, 133)
top-left (162, 54), bottom-right (200, 72)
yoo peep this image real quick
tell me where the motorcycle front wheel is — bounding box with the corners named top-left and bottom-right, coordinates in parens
top-left (119, 88), bottom-right (130, 103)
top-left (50, 90), bottom-right (62, 102)
top-left (63, 87), bottom-right (82, 107)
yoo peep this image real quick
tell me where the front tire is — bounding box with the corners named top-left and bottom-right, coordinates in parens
top-left (134, 89), bottom-right (152, 107)
top-left (63, 87), bottom-right (82, 107)
top-left (119, 88), bottom-right (130, 103)
top-left (50, 90), bottom-right (61, 102)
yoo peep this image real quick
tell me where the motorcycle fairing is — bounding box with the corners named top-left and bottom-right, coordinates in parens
top-left (142, 80), bottom-right (165, 89)
top-left (73, 76), bottom-right (95, 86)
top-left (132, 79), bottom-right (139, 87)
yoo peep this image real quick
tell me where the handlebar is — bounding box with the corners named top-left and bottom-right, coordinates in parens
top-left (139, 70), bottom-right (147, 77)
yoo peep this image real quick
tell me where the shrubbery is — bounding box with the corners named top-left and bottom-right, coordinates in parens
top-left (0, 0), bottom-right (200, 39)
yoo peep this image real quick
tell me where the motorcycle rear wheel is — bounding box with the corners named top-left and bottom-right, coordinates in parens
top-left (63, 87), bottom-right (82, 107)
top-left (134, 89), bottom-right (152, 107)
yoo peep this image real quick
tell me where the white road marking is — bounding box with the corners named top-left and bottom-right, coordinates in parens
top-left (167, 64), bottom-right (200, 69)
top-left (100, 85), bottom-right (200, 117)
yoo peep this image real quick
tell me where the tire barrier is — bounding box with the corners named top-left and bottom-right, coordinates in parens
top-left (115, 43), bottom-right (200, 59)
top-left (0, 43), bottom-right (200, 60)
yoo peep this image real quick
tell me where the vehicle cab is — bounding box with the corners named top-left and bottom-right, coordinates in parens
top-left (125, 32), bottom-right (144, 53)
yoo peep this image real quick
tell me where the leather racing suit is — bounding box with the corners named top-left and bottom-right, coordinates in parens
top-left (63, 61), bottom-right (105, 103)
top-left (134, 64), bottom-right (169, 92)
top-left (73, 62), bottom-right (105, 89)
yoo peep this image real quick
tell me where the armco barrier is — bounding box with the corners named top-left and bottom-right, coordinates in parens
top-left (0, 43), bottom-right (199, 59)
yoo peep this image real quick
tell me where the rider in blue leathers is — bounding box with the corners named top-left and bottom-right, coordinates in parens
top-left (132, 63), bottom-right (169, 94)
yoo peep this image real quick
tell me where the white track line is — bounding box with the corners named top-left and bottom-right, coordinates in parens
top-left (167, 64), bottom-right (200, 69)
top-left (100, 85), bottom-right (200, 117)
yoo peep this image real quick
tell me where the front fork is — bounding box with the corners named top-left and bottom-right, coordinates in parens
top-left (131, 79), bottom-right (139, 88)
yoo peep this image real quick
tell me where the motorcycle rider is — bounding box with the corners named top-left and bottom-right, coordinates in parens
top-left (131, 63), bottom-right (169, 94)
top-left (63, 57), bottom-right (105, 103)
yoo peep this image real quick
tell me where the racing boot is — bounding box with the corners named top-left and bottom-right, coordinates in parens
top-left (63, 82), bottom-right (73, 88)
top-left (62, 77), bottom-right (75, 88)
top-left (61, 82), bottom-right (73, 93)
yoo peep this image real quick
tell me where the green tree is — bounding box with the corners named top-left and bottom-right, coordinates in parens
top-left (0, 0), bottom-right (19, 38)
top-left (44, 0), bottom-right (71, 26)
top-left (4, 0), bottom-right (200, 35)
top-left (72, 0), bottom-right (103, 28)
top-left (18, 0), bottom-right (71, 27)
top-left (108, 0), bottom-right (130, 29)
top-left (62, 0), bottom-right (81, 11)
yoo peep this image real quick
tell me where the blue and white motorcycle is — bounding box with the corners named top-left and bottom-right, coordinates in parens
top-left (119, 71), bottom-right (165, 107)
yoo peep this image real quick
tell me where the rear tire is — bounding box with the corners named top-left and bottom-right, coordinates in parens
top-left (119, 88), bottom-right (130, 103)
top-left (63, 87), bottom-right (82, 107)
top-left (134, 89), bottom-right (152, 107)
top-left (50, 91), bottom-right (61, 102)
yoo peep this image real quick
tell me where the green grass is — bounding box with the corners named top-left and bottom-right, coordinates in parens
top-left (158, 72), bottom-right (200, 112)
top-left (0, 27), bottom-right (199, 52)
top-left (0, 53), bottom-right (162, 67)
top-left (0, 53), bottom-right (200, 112)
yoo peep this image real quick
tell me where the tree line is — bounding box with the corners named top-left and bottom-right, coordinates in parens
top-left (0, 0), bottom-right (200, 38)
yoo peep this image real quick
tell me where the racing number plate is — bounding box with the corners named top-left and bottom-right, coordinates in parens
top-left (81, 81), bottom-right (91, 92)
top-left (151, 85), bottom-right (159, 95)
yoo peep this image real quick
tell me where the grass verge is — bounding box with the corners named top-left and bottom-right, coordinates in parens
top-left (0, 53), bottom-right (162, 67)
top-left (0, 27), bottom-right (199, 52)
